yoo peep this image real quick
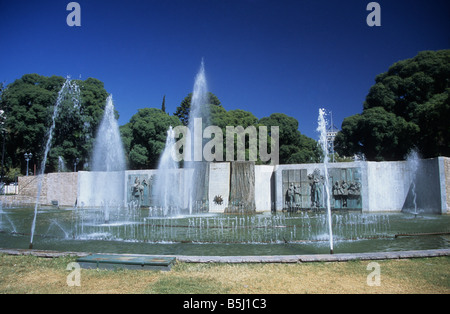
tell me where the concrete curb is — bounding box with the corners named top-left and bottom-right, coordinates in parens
top-left (1, 248), bottom-right (449, 263)
top-left (173, 249), bottom-right (450, 263)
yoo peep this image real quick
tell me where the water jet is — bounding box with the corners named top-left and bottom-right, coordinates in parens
top-left (2, 66), bottom-right (448, 258)
top-left (29, 78), bottom-right (80, 249)
top-left (317, 108), bottom-right (334, 254)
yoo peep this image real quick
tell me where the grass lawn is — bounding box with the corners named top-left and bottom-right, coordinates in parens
top-left (0, 254), bottom-right (448, 294)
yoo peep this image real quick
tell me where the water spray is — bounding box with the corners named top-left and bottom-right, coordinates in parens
top-left (317, 108), bottom-right (334, 254)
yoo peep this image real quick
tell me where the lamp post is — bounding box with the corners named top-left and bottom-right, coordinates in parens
top-left (74, 158), bottom-right (79, 172)
top-left (24, 152), bottom-right (32, 176)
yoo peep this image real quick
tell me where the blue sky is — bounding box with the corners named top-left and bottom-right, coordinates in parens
top-left (1, 0), bottom-right (449, 139)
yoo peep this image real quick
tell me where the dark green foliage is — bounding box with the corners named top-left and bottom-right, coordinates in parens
top-left (335, 50), bottom-right (450, 160)
top-left (161, 95), bottom-right (166, 113)
top-left (259, 113), bottom-right (320, 164)
top-left (2, 73), bottom-right (321, 176)
top-left (120, 108), bottom-right (182, 169)
top-left (122, 94), bottom-right (319, 168)
top-left (0, 74), bottom-right (108, 177)
top-left (174, 92), bottom-right (221, 126)
top-left (335, 107), bottom-right (419, 161)
top-left (51, 77), bottom-right (109, 172)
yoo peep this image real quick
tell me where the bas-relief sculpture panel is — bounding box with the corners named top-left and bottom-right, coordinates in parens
top-left (127, 174), bottom-right (153, 207)
top-left (282, 167), bottom-right (362, 210)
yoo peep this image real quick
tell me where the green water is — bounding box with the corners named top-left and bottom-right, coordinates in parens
top-left (0, 206), bottom-right (448, 256)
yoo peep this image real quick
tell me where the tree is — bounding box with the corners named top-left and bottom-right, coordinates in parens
top-left (3, 74), bottom-right (56, 174)
top-left (336, 50), bottom-right (450, 160)
top-left (211, 108), bottom-right (261, 162)
top-left (415, 90), bottom-right (450, 157)
top-left (0, 81), bottom-right (6, 182)
top-left (50, 77), bottom-right (110, 172)
top-left (172, 93), bottom-right (321, 164)
top-left (121, 108), bottom-right (181, 169)
top-left (174, 92), bottom-right (221, 126)
top-left (259, 113), bottom-right (320, 164)
top-left (161, 95), bottom-right (166, 113)
top-left (335, 107), bottom-right (419, 161)
top-left (1, 74), bottom-right (109, 175)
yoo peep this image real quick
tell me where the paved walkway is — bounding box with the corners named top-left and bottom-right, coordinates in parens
top-left (1, 248), bottom-right (449, 263)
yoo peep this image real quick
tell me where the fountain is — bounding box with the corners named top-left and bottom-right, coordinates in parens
top-left (92, 95), bottom-right (126, 173)
top-left (317, 108), bottom-right (334, 254)
top-left (186, 60), bottom-right (210, 214)
top-left (74, 94), bottom-right (127, 230)
top-left (58, 156), bottom-right (67, 172)
top-left (400, 149), bottom-right (444, 215)
top-left (2, 203), bottom-right (448, 256)
top-left (29, 78), bottom-right (80, 249)
top-left (1, 66), bottom-right (448, 259)
top-left (405, 150), bottom-right (420, 217)
top-left (153, 126), bottom-right (183, 215)
top-left (82, 95), bottom-right (126, 210)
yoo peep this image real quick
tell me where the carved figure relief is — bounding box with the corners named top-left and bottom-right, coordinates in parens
top-left (308, 168), bottom-right (324, 209)
top-left (131, 176), bottom-right (148, 202)
top-left (332, 179), bottom-right (361, 208)
top-left (282, 167), bottom-right (362, 210)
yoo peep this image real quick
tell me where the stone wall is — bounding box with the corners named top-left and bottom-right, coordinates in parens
top-left (77, 171), bottom-right (125, 207)
top-left (208, 163), bottom-right (230, 212)
top-left (275, 158), bottom-right (448, 213)
top-left (226, 162), bottom-right (256, 213)
top-left (18, 175), bottom-right (42, 199)
top-left (366, 161), bottom-right (409, 212)
top-left (442, 157), bottom-right (449, 213)
top-left (402, 157), bottom-right (444, 214)
top-left (254, 165), bottom-right (274, 211)
top-left (17, 173), bottom-right (78, 206)
top-left (45, 172), bottom-right (78, 206)
top-left (15, 157), bottom-right (449, 213)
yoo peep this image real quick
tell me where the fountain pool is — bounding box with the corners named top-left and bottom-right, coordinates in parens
top-left (3, 63), bottom-right (449, 260)
top-left (1, 206), bottom-right (449, 256)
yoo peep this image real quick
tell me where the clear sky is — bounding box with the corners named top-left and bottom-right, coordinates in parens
top-left (1, 0), bottom-right (449, 139)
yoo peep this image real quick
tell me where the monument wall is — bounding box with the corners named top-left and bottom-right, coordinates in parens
top-left (400, 157), bottom-right (447, 214)
top-left (15, 157), bottom-right (449, 214)
top-left (227, 162), bottom-right (256, 213)
top-left (364, 158), bottom-right (448, 214)
top-left (17, 172), bottom-right (78, 206)
top-left (366, 161), bottom-right (409, 212)
top-left (208, 163), bottom-right (230, 212)
top-left (254, 165), bottom-right (274, 211)
top-left (440, 157), bottom-right (449, 213)
top-left (274, 162), bottom-right (365, 212)
top-left (77, 171), bottom-right (124, 207)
